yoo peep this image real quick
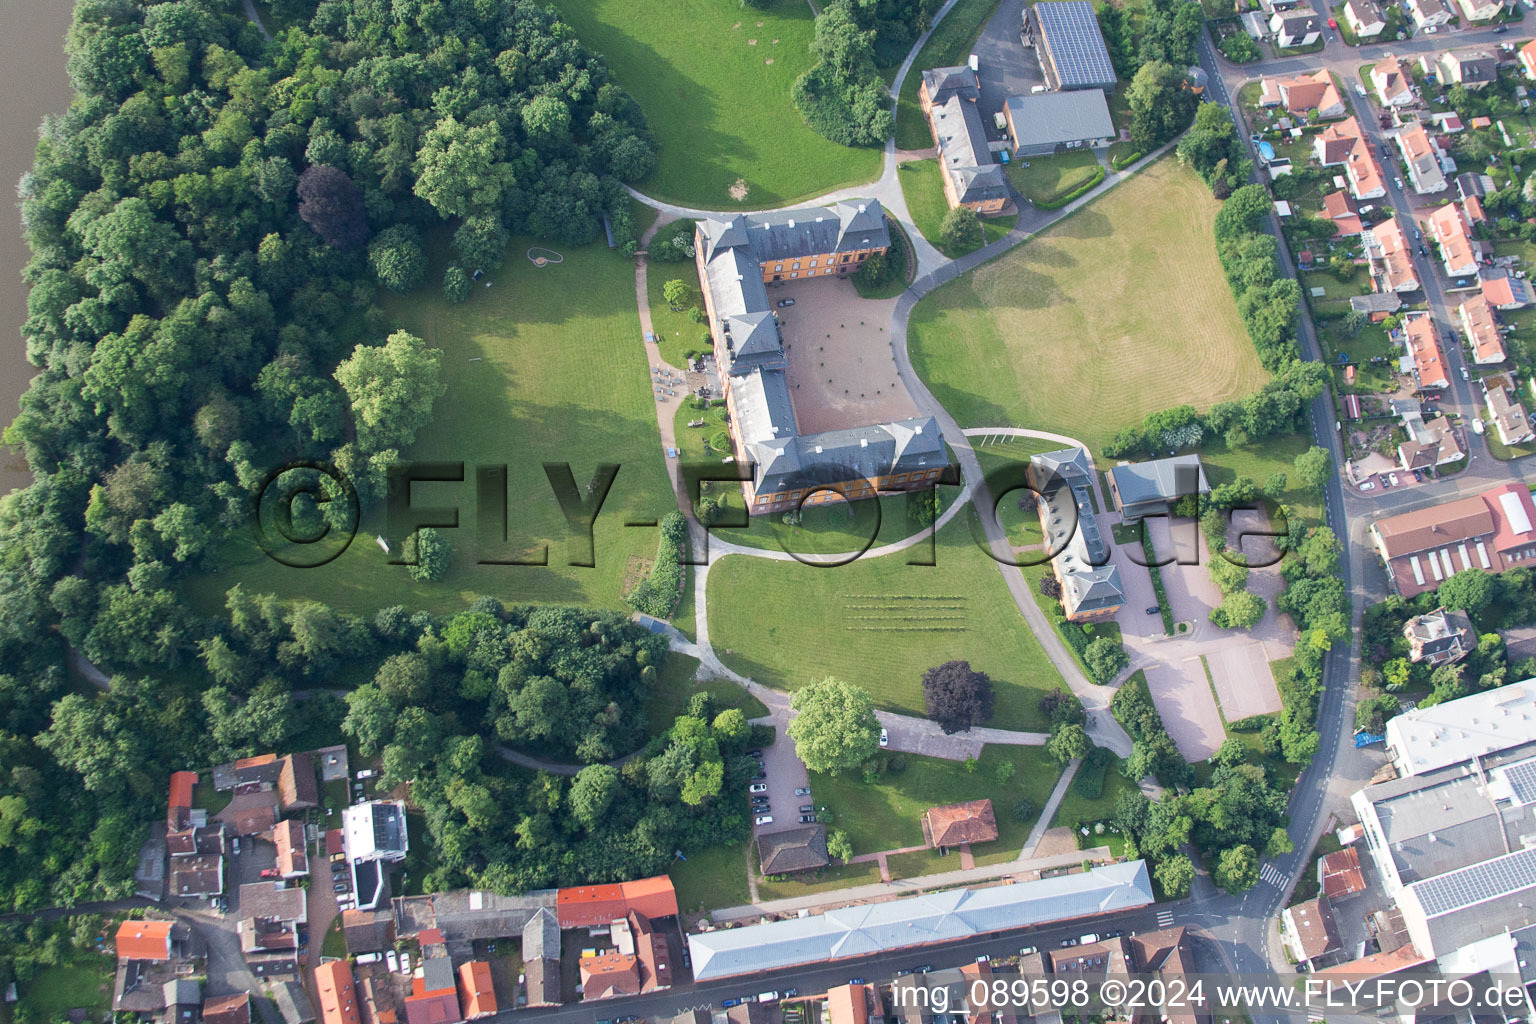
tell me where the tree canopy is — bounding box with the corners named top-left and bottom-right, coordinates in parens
top-left (787, 677), bottom-right (881, 775)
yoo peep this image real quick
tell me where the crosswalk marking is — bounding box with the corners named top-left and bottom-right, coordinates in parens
top-left (1156, 910), bottom-right (1175, 927)
top-left (1259, 863), bottom-right (1286, 887)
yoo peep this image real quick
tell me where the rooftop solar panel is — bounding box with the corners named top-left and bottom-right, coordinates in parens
top-left (1504, 758), bottom-right (1536, 805)
top-left (1034, 1), bottom-right (1117, 89)
top-left (1412, 846), bottom-right (1536, 917)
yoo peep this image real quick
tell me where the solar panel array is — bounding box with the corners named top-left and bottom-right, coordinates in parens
top-left (1413, 847), bottom-right (1536, 917)
top-left (1504, 758), bottom-right (1536, 805)
top-left (1035, 1), bottom-right (1117, 88)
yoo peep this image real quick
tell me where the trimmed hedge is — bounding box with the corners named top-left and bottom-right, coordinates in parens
top-left (624, 511), bottom-right (687, 617)
top-left (1073, 746), bottom-right (1113, 799)
top-left (1110, 150), bottom-right (1144, 171)
top-left (1033, 166), bottom-right (1105, 210)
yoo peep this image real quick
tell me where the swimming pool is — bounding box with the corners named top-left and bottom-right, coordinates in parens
top-left (1258, 141), bottom-right (1276, 162)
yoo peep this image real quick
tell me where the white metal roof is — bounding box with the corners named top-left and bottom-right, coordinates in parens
top-left (1387, 678), bottom-right (1536, 776)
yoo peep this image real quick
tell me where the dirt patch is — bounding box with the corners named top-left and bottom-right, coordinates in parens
top-left (729, 178), bottom-right (749, 201)
top-left (622, 554), bottom-right (652, 595)
top-left (748, 38), bottom-right (757, 44)
top-left (1031, 827), bottom-right (1081, 859)
top-left (765, 58), bottom-right (774, 64)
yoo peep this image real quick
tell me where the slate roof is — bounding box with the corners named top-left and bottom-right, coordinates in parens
top-left (1110, 455), bottom-right (1209, 509)
top-left (688, 860), bottom-right (1154, 979)
top-left (1032, 448), bottom-right (1124, 616)
top-left (931, 96), bottom-right (1008, 204)
top-left (922, 66), bottom-right (979, 104)
top-left (756, 824), bottom-right (830, 874)
top-left (522, 906), bottom-right (560, 961)
top-left (1003, 90), bottom-right (1116, 149)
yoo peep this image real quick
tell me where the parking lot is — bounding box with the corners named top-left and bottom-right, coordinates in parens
top-left (749, 700), bottom-right (816, 847)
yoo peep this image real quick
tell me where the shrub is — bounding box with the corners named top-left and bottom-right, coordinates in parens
top-left (1073, 746), bottom-right (1112, 799)
top-left (1032, 166), bottom-right (1106, 210)
top-left (624, 511), bottom-right (688, 617)
top-left (1012, 797), bottom-right (1038, 822)
top-left (443, 265), bottom-right (471, 303)
top-left (940, 206), bottom-right (984, 253)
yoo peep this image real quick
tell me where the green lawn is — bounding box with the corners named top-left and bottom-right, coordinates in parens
top-left (811, 747), bottom-right (1062, 868)
top-left (707, 511), bottom-right (1064, 731)
top-left (322, 917), bottom-right (348, 959)
top-left (1050, 767), bottom-right (1138, 851)
top-left (17, 963), bottom-right (112, 1020)
top-left (909, 157), bottom-right (1270, 455)
top-left (755, 859), bottom-right (885, 899)
top-left (1005, 149), bottom-right (1103, 206)
top-left (852, 218), bottom-right (916, 300)
top-left (649, 265), bottom-right (712, 372)
top-left (546, 0), bottom-right (881, 207)
top-left (181, 236), bottom-right (673, 618)
top-left (645, 654), bottom-right (769, 738)
top-left (900, 160), bottom-right (1016, 257)
top-left (895, 0), bottom-right (1008, 150)
top-left (1201, 433), bottom-right (1323, 525)
top-left (671, 840), bottom-right (753, 913)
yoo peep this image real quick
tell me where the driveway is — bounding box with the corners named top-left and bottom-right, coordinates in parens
top-left (971, 0), bottom-right (1042, 119)
top-left (748, 692), bottom-right (815, 848)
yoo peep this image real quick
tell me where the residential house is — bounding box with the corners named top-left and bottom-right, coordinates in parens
top-left (920, 68), bottom-right (1009, 214)
top-left (1314, 118), bottom-right (1361, 166)
top-left (1485, 375), bottom-right (1535, 445)
top-left (117, 920), bottom-right (175, 962)
top-left (272, 981), bottom-right (317, 1024)
top-left (238, 881), bottom-right (306, 977)
top-left (1457, 170), bottom-right (1493, 200)
top-left (272, 817), bottom-right (308, 879)
top-left (1402, 606), bottom-right (1476, 665)
top-left (342, 799), bottom-right (408, 911)
top-left (755, 824), bottom-right (830, 874)
top-left (1522, 39), bottom-right (1536, 79)
top-left (1322, 190), bottom-right (1363, 236)
top-left (694, 206), bottom-right (951, 517)
top-left (405, 959), bottom-right (462, 1024)
top-left (1407, 0), bottom-right (1453, 28)
top-left (922, 799), bottom-right (999, 849)
top-left (1345, 0), bottom-right (1388, 36)
top-left (1454, 0), bottom-right (1507, 21)
top-left (168, 771), bottom-right (198, 830)
top-left (828, 984), bottom-right (883, 1024)
top-left (1024, 2), bottom-right (1118, 90)
top-left (204, 994), bottom-right (252, 1024)
top-left (1396, 401), bottom-right (1464, 473)
top-left (276, 753), bottom-right (318, 814)
top-left (1393, 123), bottom-right (1448, 194)
top-left (579, 952), bottom-right (642, 1001)
top-left (339, 909), bottom-right (392, 956)
top-left (1367, 481), bottom-right (1536, 596)
top-left (1347, 132), bottom-right (1387, 198)
top-left (1403, 313), bottom-right (1450, 390)
top-left (556, 876), bottom-right (678, 928)
top-left (1260, 0), bottom-right (1304, 12)
top-left (1480, 266), bottom-right (1536, 309)
top-left (1108, 454), bottom-right (1209, 519)
top-left (1258, 70), bottom-right (1346, 117)
top-left (456, 962), bottom-right (497, 1019)
top-left (1372, 56), bottom-right (1417, 105)
top-left (1427, 202), bottom-right (1481, 282)
top-left (1319, 847), bottom-right (1368, 899)
top-left (1002, 90), bottom-right (1116, 158)
top-left (1364, 217), bottom-right (1418, 293)
top-left (522, 906), bottom-right (562, 1008)
top-left (1352, 292), bottom-right (1404, 319)
top-left (1439, 49), bottom-right (1498, 88)
top-left (1283, 897), bottom-right (1342, 968)
top-left (1270, 9), bottom-right (1321, 46)
top-left (316, 961), bottom-right (361, 1024)
top-left (357, 973), bottom-right (397, 1024)
top-left (1458, 294), bottom-right (1506, 364)
top-left (1031, 448), bottom-right (1125, 622)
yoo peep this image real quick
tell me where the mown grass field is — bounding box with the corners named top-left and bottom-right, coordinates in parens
top-left (813, 746), bottom-right (1062, 872)
top-left (707, 511), bottom-right (1063, 732)
top-left (648, 263), bottom-right (712, 372)
top-left (546, 0), bottom-right (881, 207)
top-left (894, 0), bottom-right (1007, 150)
top-left (1006, 149), bottom-right (1103, 206)
top-left (908, 158), bottom-right (1270, 455)
top-left (899, 159), bottom-right (1015, 256)
top-left (183, 237), bottom-right (673, 617)
top-left (17, 963), bottom-right (112, 1021)
top-left (671, 840), bottom-right (753, 913)
top-left (645, 654), bottom-right (769, 738)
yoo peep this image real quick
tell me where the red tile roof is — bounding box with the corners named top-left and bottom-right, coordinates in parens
top-left (1319, 847), bottom-right (1367, 899)
top-left (115, 920), bottom-right (174, 961)
top-left (1458, 294), bottom-right (1506, 364)
top-left (828, 985), bottom-right (872, 1024)
top-left (405, 979), bottom-right (462, 1024)
top-left (556, 876), bottom-right (679, 929)
top-left (924, 799), bottom-right (1000, 847)
top-left (203, 994), bottom-right (251, 1024)
top-left (274, 818), bottom-right (308, 877)
top-left (580, 953), bottom-right (642, 1001)
top-left (168, 771), bottom-right (197, 830)
top-left (317, 960), bottom-right (362, 1024)
top-left (457, 961), bottom-right (498, 1019)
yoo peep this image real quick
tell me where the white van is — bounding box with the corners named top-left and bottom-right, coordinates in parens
top-left (1473, 417), bottom-right (1486, 435)
top-left (1079, 933), bottom-right (1101, 944)
top-left (1031, 84), bottom-right (1048, 94)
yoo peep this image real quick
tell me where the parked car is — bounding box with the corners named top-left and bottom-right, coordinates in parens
top-left (799, 815), bottom-right (816, 823)
top-left (1389, 472), bottom-right (1400, 486)
top-left (895, 969), bottom-right (914, 978)
top-left (1019, 946), bottom-right (1038, 956)
top-left (776, 299), bottom-right (795, 308)
top-left (387, 950), bottom-right (400, 973)
top-left (747, 750), bottom-right (764, 759)
top-left (1495, 22), bottom-right (1509, 31)
top-left (749, 783), bottom-right (768, 793)
top-left (799, 804), bottom-right (814, 813)
top-left (356, 769), bottom-right (377, 780)
top-left (1473, 417), bottom-right (1486, 435)
top-left (1145, 606), bottom-right (1159, 615)
top-left (915, 965), bottom-right (933, 973)
top-left (1360, 481), bottom-right (1376, 491)
top-left (1355, 82), bottom-right (1367, 97)
top-left (1106, 930), bottom-right (1125, 939)
top-left (758, 993), bottom-right (781, 1004)
top-left (1079, 933), bottom-right (1101, 945)
top-left (848, 978), bottom-right (866, 986)
top-left (616, 1015), bottom-right (642, 1023)
top-left (879, 728), bottom-right (889, 747)
top-left (260, 868), bottom-right (278, 879)
top-left (722, 1000), bottom-right (743, 1009)
top-left (1394, 177), bottom-right (1404, 190)
top-left (755, 814), bottom-right (774, 825)
top-left (1327, 16), bottom-right (1338, 26)
top-left (1059, 937), bottom-right (1079, 948)
top-left (1461, 366), bottom-right (1470, 380)
top-left (794, 787), bottom-right (812, 796)
top-left (976, 954), bottom-right (991, 963)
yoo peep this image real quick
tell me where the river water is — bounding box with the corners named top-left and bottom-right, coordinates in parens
top-left (0, 2), bottom-right (76, 494)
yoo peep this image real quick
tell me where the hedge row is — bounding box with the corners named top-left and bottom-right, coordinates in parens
top-left (1033, 166), bottom-right (1106, 210)
top-left (624, 511), bottom-right (688, 618)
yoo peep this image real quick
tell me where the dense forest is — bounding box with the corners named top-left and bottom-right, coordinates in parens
top-left (0, 0), bottom-right (664, 911)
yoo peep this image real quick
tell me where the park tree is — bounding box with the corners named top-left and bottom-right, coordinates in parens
top-left (663, 279), bottom-right (691, 311)
top-left (1127, 60), bottom-right (1194, 153)
top-left (569, 764), bottom-right (621, 831)
top-left (1293, 446), bottom-right (1333, 492)
top-left (940, 206), bottom-right (983, 253)
top-left (334, 330), bottom-right (447, 453)
top-left (1213, 844), bottom-right (1260, 894)
top-left (1154, 853), bottom-right (1196, 897)
top-left (1047, 723), bottom-right (1092, 764)
top-left (1211, 590), bottom-right (1266, 630)
top-left (414, 117), bottom-right (513, 219)
top-left (787, 677), bottom-right (881, 775)
top-left (296, 165), bottom-right (369, 249)
top-left (920, 660), bottom-right (995, 733)
top-left (827, 829), bottom-right (854, 863)
top-left (1437, 568), bottom-right (1494, 615)
top-left (444, 265), bottom-right (472, 302)
top-left (1040, 689), bottom-right (1086, 729)
top-left (343, 684), bottom-right (397, 757)
top-left (369, 225), bottom-right (427, 294)
top-left (405, 528), bottom-right (452, 582)
top-left (1083, 636), bottom-right (1129, 683)
top-left (374, 652), bottom-right (431, 705)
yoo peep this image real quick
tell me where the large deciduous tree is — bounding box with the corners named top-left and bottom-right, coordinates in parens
top-left (334, 330), bottom-right (447, 453)
top-left (787, 677), bottom-right (881, 775)
top-left (296, 165), bottom-right (369, 249)
top-left (920, 660), bottom-right (995, 734)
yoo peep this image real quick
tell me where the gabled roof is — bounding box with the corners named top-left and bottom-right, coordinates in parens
top-left (1372, 56), bottom-right (1413, 102)
top-left (204, 994), bottom-right (252, 1024)
top-left (522, 906), bottom-right (560, 961)
top-left (168, 771), bottom-right (197, 830)
top-left (1345, 0), bottom-right (1387, 26)
top-left (274, 817), bottom-right (308, 877)
top-left (922, 66), bottom-right (979, 104)
top-left (1482, 267), bottom-right (1536, 308)
top-left (1286, 897), bottom-right (1341, 960)
top-left (278, 753), bottom-right (318, 811)
top-left (116, 920), bottom-right (174, 961)
top-left (456, 961), bottom-right (497, 1019)
top-left (579, 952), bottom-right (642, 1000)
top-left (555, 875), bottom-right (678, 929)
top-left (1404, 314), bottom-right (1449, 390)
top-left (1320, 847), bottom-right (1368, 898)
top-left (340, 909), bottom-right (392, 954)
top-left (316, 961), bottom-right (361, 1024)
top-left (1458, 294), bottom-right (1505, 363)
